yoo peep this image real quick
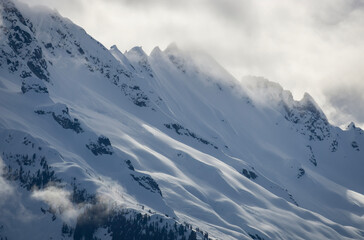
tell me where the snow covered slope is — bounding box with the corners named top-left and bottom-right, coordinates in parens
top-left (1, 1), bottom-right (364, 239)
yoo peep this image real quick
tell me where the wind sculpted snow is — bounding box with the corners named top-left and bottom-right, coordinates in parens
top-left (0, 0), bottom-right (364, 239)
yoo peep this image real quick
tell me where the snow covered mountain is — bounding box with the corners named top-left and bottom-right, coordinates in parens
top-left (1, 0), bottom-right (364, 239)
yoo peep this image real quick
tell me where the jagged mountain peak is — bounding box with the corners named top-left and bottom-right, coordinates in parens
top-left (241, 75), bottom-right (327, 119)
top-left (150, 46), bottom-right (162, 56)
top-left (297, 92), bottom-right (327, 120)
top-left (346, 121), bottom-right (364, 134)
top-left (242, 75), bottom-right (294, 106)
top-left (164, 42), bottom-right (179, 53)
top-left (347, 121), bottom-right (356, 130)
top-left (109, 44), bottom-right (134, 70)
top-left (1, 1), bottom-right (364, 240)
top-left (124, 46), bottom-right (154, 79)
top-left (109, 44), bottom-right (119, 52)
top-left (242, 76), bottom-right (330, 140)
top-left (126, 46), bottom-right (147, 57)
top-left (161, 42), bottom-right (192, 74)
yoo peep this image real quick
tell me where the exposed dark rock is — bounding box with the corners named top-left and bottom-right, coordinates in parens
top-left (306, 145), bottom-right (317, 166)
top-left (34, 104), bottom-right (84, 133)
top-left (20, 70), bottom-right (32, 78)
top-left (7, 26), bottom-right (32, 54)
top-left (131, 174), bottom-right (162, 196)
top-left (164, 123), bottom-right (218, 149)
top-left (125, 160), bottom-right (135, 171)
top-left (284, 94), bottom-right (330, 141)
top-left (5, 58), bottom-right (19, 72)
top-left (330, 139), bottom-right (338, 152)
top-left (297, 168), bottom-right (305, 179)
top-left (52, 112), bottom-right (83, 133)
top-left (26, 61), bottom-right (48, 81)
top-left (3, 4), bottom-right (160, 110)
top-left (26, 47), bottom-right (49, 81)
top-left (249, 233), bottom-right (265, 240)
top-left (44, 43), bottom-right (54, 49)
top-left (21, 79), bottom-right (48, 94)
top-left (78, 47), bottom-right (85, 55)
top-left (286, 190), bottom-right (299, 206)
top-left (22, 136), bottom-right (33, 146)
top-left (0, 1), bottom-right (50, 82)
top-left (351, 141), bottom-right (360, 151)
top-left (86, 136), bottom-right (113, 156)
top-left (120, 84), bottom-right (150, 107)
top-left (34, 110), bottom-right (45, 115)
top-left (241, 169), bottom-right (258, 180)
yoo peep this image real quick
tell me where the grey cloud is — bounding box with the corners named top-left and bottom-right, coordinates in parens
top-left (308, 0), bottom-right (364, 26)
top-left (31, 186), bottom-right (82, 224)
top-left (206, 0), bottom-right (254, 21)
top-left (99, 0), bottom-right (193, 9)
top-left (0, 157), bottom-right (14, 206)
top-left (0, 157), bottom-right (35, 230)
top-left (325, 85), bottom-right (364, 128)
top-left (15, 0), bottom-right (85, 15)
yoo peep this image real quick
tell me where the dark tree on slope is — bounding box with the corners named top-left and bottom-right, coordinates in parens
top-left (73, 206), bottom-right (201, 240)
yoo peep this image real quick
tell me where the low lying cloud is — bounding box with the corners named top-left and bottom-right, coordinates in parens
top-left (0, 157), bottom-right (14, 206)
top-left (30, 179), bottom-right (127, 225)
top-left (0, 157), bottom-right (35, 227)
top-left (31, 186), bottom-right (81, 224)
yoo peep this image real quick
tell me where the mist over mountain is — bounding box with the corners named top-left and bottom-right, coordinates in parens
top-left (18, 0), bottom-right (364, 130)
top-left (0, 0), bottom-right (364, 239)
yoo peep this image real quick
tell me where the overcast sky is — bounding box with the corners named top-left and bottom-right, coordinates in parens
top-left (18, 0), bottom-right (364, 128)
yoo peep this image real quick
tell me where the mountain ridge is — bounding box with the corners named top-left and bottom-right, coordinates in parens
top-left (1, 0), bottom-right (364, 239)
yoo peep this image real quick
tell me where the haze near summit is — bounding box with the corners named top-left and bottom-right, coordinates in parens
top-left (19, 0), bottom-right (364, 128)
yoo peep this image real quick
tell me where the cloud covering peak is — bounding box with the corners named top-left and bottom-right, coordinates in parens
top-left (17, 0), bottom-right (364, 128)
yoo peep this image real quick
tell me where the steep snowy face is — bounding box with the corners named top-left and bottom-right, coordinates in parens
top-left (243, 76), bottom-right (331, 141)
top-left (124, 46), bottom-right (153, 77)
top-left (1, 1), bottom-right (364, 240)
top-left (109, 44), bottom-right (134, 72)
top-left (1, 0), bottom-right (164, 111)
top-left (288, 92), bottom-right (331, 141)
top-left (0, 0), bottom-right (49, 88)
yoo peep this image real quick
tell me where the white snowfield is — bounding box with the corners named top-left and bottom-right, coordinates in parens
top-left (0, 0), bottom-right (364, 239)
